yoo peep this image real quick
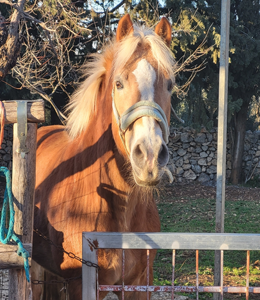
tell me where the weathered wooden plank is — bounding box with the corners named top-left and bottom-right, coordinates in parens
top-left (11, 123), bottom-right (36, 241)
top-left (8, 269), bottom-right (32, 300)
top-left (8, 123), bottom-right (37, 300)
top-left (82, 235), bottom-right (97, 300)
top-left (82, 232), bottom-right (260, 251)
top-left (1, 100), bottom-right (45, 124)
top-left (0, 243), bottom-right (32, 269)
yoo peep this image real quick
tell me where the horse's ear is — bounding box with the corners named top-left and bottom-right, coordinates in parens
top-left (154, 17), bottom-right (172, 47)
top-left (116, 14), bottom-right (134, 41)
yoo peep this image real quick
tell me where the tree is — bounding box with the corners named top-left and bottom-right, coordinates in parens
top-left (0, 0), bottom-right (25, 79)
top-left (228, 0), bottom-right (260, 183)
top-left (0, 0), bottom-right (127, 123)
top-left (164, 0), bottom-right (260, 184)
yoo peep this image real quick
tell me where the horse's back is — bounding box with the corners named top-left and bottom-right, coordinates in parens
top-left (37, 125), bottom-right (68, 153)
top-left (36, 125), bottom-right (69, 184)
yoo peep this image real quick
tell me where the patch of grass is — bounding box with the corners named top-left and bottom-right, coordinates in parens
top-left (242, 176), bottom-right (260, 188)
top-left (153, 197), bottom-right (260, 298)
top-left (158, 198), bottom-right (260, 234)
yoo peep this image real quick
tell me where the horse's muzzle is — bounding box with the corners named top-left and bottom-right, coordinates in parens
top-left (131, 139), bottom-right (169, 186)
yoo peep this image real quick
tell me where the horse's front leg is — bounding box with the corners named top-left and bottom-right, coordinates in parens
top-left (115, 267), bottom-right (153, 300)
top-left (116, 249), bottom-right (155, 300)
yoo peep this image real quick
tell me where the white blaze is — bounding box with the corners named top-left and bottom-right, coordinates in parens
top-left (129, 59), bottom-right (163, 157)
top-left (132, 59), bottom-right (156, 102)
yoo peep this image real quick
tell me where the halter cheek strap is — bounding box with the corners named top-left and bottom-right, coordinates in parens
top-left (112, 89), bottom-right (170, 148)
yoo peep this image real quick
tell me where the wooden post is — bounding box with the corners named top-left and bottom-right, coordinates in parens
top-left (214, 1), bottom-right (231, 299)
top-left (0, 100), bottom-right (44, 300)
top-left (8, 123), bottom-right (37, 300)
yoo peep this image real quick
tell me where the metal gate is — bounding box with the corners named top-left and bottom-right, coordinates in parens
top-left (82, 232), bottom-right (260, 300)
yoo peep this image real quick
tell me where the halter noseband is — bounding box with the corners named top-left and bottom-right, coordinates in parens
top-left (112, 89), bottom-right (169, 149)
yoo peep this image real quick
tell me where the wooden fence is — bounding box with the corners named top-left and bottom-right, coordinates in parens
top-left (0, 100), bottom-right (45, 300)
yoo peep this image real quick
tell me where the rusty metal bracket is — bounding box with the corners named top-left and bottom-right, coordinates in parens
top-left (16, 101), bottom-right (29, 157)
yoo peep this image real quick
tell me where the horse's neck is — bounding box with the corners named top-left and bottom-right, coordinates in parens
top-left (78, 91), bottom-right (142, 231)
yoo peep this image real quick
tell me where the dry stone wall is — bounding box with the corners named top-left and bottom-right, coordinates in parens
top-left (242, 130), bottom-right (260, 181)
top-left (1, 125), bottom-right (260, 185)
top-left (166, 127), bottom-right (220, 185)
top-left (166, 127), bottom-right (260, 185)
top-left (0, 125), bottom-right (13, 170)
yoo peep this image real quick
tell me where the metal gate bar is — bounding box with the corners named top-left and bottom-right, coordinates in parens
top-left (96, 250), bottom-right (99, 300)
top-left (82, 232), bottom-right (260, 300)
top-left (146, 250), bottom-right (149, 300)
top-left (247, 250), bottom-right (250, 299)
top-left (122, 250), bottom-right (125, 300)
top-left (196, 250), bottom-right (199, 300)
top-left (97, 285), bottom-right (260, 293)
top-left (171, 250), bottom-right (175, 300)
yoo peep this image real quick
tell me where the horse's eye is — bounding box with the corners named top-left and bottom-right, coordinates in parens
top-left (167, 80), bottom-right (173, 92)
top-left (116, 81), bottom-right (123, 89)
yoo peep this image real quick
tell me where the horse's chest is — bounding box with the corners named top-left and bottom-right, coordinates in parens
top-left (98, 248), bottom-right (146, 285)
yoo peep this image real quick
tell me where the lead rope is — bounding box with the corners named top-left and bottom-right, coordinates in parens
top-left (0, 167), bottom-right (30, 282)
top-left (0, 101), bottom-right (5, 148)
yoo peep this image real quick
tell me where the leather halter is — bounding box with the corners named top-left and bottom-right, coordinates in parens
top-left (112, 89), bottom-right (169, 150)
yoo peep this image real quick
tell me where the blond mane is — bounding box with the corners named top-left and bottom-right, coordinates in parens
top-left (66, 23), bottom-right (175, 139)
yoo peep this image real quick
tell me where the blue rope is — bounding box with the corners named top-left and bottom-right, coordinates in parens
top-left (0, 167), bottom-right (30, 282)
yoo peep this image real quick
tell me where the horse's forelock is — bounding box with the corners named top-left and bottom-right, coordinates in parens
top-left (113, 24), bottom-right (175, 79)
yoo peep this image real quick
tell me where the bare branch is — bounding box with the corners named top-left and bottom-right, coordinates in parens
top-left (0, 0), bottom-right (25, 79)
top-left (0, 14), bottom-right (8, 47)
top-left (0, 0), bottom-right (56, 32)
top-left (171, 105), bottom-right (185, 123)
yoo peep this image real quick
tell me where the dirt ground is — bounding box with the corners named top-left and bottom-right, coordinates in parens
top-left (158, 181), bottom-right (260, 202)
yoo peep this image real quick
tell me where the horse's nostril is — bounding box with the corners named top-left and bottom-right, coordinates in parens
top-left (158, 144), bottom-right (169, 166)
top-left (132, 144), bottom-right (145, 167)
top-left (134, 144), bottom-right (143, 157)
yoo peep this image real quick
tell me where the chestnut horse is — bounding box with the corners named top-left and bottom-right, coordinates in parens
top-left (32, 14), bottom-right (175, 300)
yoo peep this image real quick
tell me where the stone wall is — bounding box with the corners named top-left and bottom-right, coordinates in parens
top-left (1, 124), bottom-right (260, 185)
top-left (0, 270), bottom-right (8, 300)
top-left (242, 130), bottom-right (260, 181)
top-left (166, 127), bottom-right (219, 185)
top-left (0, 125), bottom-right (13, 170)
top-left (166, 127), bottom-right (260, 185)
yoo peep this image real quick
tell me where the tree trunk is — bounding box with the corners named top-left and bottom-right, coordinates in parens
top-left (230, 101), bottom-right (249, 184)
top-left (0, 0), bottom-right (25, 80)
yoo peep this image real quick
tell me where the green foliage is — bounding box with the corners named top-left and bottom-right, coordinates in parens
top-left (164, 0), bottom-right (260, 134)
top-left (242, 175), bottom-right (260, 189)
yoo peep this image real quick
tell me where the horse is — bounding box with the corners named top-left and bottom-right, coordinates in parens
top-left (32, 14), bottom-right (175, 300)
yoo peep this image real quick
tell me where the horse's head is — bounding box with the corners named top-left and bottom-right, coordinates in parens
top-left (112, 14), bottom-right (175, 187)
